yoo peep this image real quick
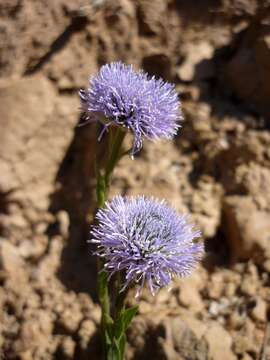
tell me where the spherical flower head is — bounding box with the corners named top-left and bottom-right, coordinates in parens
top-left (80, 62), bottom-right (182, 156)
top-left (91, 196), bottom-right (203, 297)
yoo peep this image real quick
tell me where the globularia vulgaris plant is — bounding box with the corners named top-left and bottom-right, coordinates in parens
top-left (79, 62), bottom-right (204, 360)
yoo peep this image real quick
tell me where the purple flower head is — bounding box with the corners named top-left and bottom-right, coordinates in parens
top-left (80, 62), bottom-right (181, 156)
top-left (91, 196), bottom-right (203, 297)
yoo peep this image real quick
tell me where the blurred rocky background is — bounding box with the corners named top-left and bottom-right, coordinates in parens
top-left (1, 0), bottom-right (270, 359)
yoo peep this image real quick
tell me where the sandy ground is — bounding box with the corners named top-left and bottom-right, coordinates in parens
top-left (0, 0), bottom-right (270, 359)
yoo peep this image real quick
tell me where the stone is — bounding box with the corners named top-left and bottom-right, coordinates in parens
top-left (227, 312), bottom-right (245, 330)
top-left (155, 288), bottom-right (170, 304)
top-left (224, 30), bottom-right (270, 118)
top-left (222, 196), bottom-right (270, 262)
top-left (56, 211), bottom-right (70, 239)
top-left (204, 323), bottom-right (236, 360)
top-left (57, 303), bottom-right (83, 333)
top-left (224, 282), bottom-right (237, 297)
top-left (0, 240), bottom-right (28, 286)
top-left (78, 319), bottom-right (96, 349)
top-left (179, 312), bottom-right (208, 340)
top-left (240, 277), bottom-right (258, 296)
top-left (177, 41), bottom-right (214, 82)
top-left (59, 336), bottom-right (76, 359)
top-left (14, 311), bottom-right (54, 355)
top-left (263, 259), bottom-right (270, 272)
top-left (89, 304), bottom-right (102, 325)
top-left (235, 164), bottom-right (270, 211)
top-left (18, 236), bottom-right (48, 261)
top-left (178, 281), bottom-right (204, 313)
top-left (251, 297), bottom-right (267, 322)
top-left (241, 354), bottom-right (254, 360)
top-left (0, 76), bottom-right (78, 209)
top-left (208, 273), bottom-right (225, 300)
top-left (233, 319), bottom-right (258, 355)
top-left (137, 0), bottom-right (168, 36)
top-left (169, 317), bottom-right (209, 360)
top-left (190, 177), bottom-right (222, 238)
top-left (126, 316), bottom-right (149, 352)
top-left (139, 301), bottom-right (152, 314)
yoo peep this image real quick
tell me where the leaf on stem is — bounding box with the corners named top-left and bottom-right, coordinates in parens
top-left (115, 305), bottom-right (139, 339)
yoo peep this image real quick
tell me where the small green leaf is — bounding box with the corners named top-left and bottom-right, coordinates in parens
top-left (118, 333), bottom-right (126, 359)
top-left (107, 345), bottom-right (118, 360)
top-left (121, 305), bottom-right (138, 331)
top-left (108, 334), bottom-right (126, 360)
top-left (104, 313), bottom-right (114, 345)
top-left (107, 338), bottom-right (123, 360)
top-left (113, 338), bottom-right (120, 354)
top-left (114, 318), bottom-right (124, 340)
top-left (115, 305), bottom-right (138, 339)
top-left (105, 330), bottom-right (112, 346)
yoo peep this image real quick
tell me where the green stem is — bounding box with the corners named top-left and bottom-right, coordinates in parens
top-left (95, 127), bottom-right (126, 359)
top-left (114, 273), bottom-right (127, 319)
top-left (104, 128), bottom-right (126, 190)
top-left (96, 127), bottom-right (126, 208)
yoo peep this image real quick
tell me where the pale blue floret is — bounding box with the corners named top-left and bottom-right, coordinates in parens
top-left (91, 196), bottom-right (204, 297)
top-left (80, 62), bottom-right (182, 155)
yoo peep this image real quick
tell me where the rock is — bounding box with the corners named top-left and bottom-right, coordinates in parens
top-left (208, 301), bottom-right (219, 318)
top-left (178, 281), bottom-right (204, 313)
top-left (207, 273), bottom-right (225, 300)
top-left (263, 259), bottom-right (270, 272)
top-left (189, 170), bottom-right (222, 239)
top-left (222, 196), bottom-right (270, 262)
top-left (58, 336), bottom-right (76, 359)
top-left (159, 341), bottom-right (183, 360)
top-left (235, 164), bottom-right (270, 211)
top-left (168, 317), bottom-right (209, 360)
top-left (0, 76), bottom-right (79, 207)
top-left (233, 318), bottom-right (258, 355)
top-left (209, 297), bottom-right (234, 319)
top-left (155, 288), bottom-right (170, 304)
top-left (127, 314), bottom-right (207, 360)
top-left (0, 76), bottom-right (78, 209)
top-left (240, 277), bottom-right (258, 296)
top-left (34, 236), bottom-right (64, 284)
top-left (56, 302), bottom-right (83, 333)
top-left (5, 213), bottom-right (28, 229)
top-left (78, 319), bottom-right (96, 349)
top-left (56, 211), bottom-right (70, 239)
top-left (18, 236), bottom-right (48, 261)
top-left (227, 312), bottom-right (245, 330)
top-left (137, 0), bottom-right (167, 36)
top-left (14, 310), bottom-right (54, 355)
top-left (224, 282), bottom-right (237, 297)
top-left (240, 263), bottom-right (260, 298)
top-left (241, 354), bottom-right (254, 360)
top-left (90, 304), bottom-right (102, 325)
top-left (179, 312), bottom-right (208, 340)
top-left (139, 301), bottom-right (152, 314)
top-left (142, 54), bottom-right (173, 80)
top-left (0, 240), bottom-right (28, 286)
top-left (177, 41), bottom-right (214, 82)
top-left (0, 0), bottom-right (87, 79)
top-left (204, 323), bottom-right (236, 360)
top-left (251, 297), bottom-right (267, 322)
top-left (77, 293), bottom-right (95, 315)
top-left (126, 316), bottom-right (149, 355)
top-left (224, 29), bottom-right (270, 118)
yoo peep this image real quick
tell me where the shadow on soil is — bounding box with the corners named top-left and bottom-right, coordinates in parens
top-left (47, 118), bottom-right (100, 300)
